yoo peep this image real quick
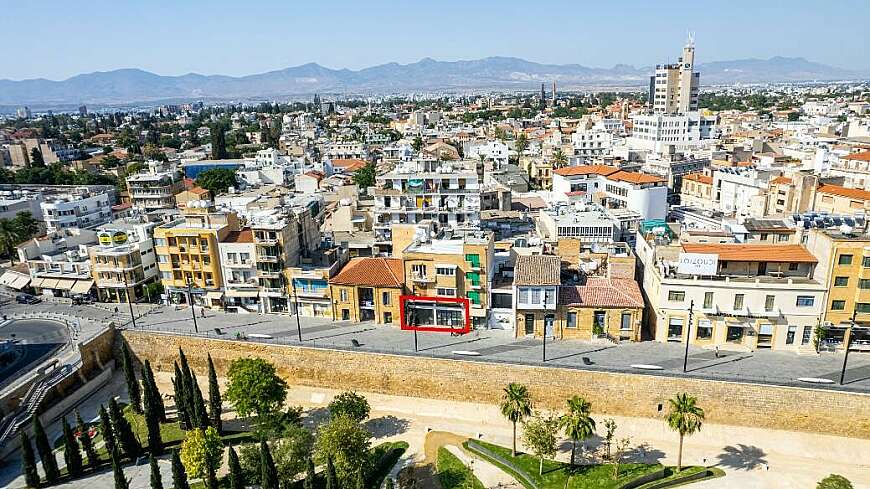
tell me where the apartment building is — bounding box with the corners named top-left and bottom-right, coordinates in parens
top-left (571, 121), bottom-right (614, 162)
top-left (329, 257), bottom-right (404, 324)
top-left (648, 38), bottom-right (699, 115)
top-left (712, 167), bottom-right (776, 219)
top-left (287, 248), bottom-right (348, 319)
top-left (250, 212), bottom-right (303, 313)
top-left (536, 203), bottom-right (618, 244)
top-left (219, 228), bottom-right (259, 313)
top-left (680, 173), bottom-right (714, 208)
top-left (89, 220), bottom-right (159, 302)
top-left (40, 186), bottom-right (115, 232)
top-left (154, 202), bottom-right (240, 308)
top-left (373, 158), bottom-right (481, 253)
top-left (126, 166), bottom-right (185, 211)
top-left (813, 184), bottom-right (870, 215)
top-left (829, 150), bottom-right (870, 189)
top-left (514, 255), bottom-right (561, 337)
top-left (552, 165), bottom-right (668, 220)
top-left (805, 228), bottom-right (870, 350)
top-left (400, 229), bottom-right (494, 329)
top-left (636, 230), bottom-right (826, 352)
top-left (18, 228), bottom-right (97, 297)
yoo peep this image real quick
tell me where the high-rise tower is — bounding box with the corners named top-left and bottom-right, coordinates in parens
top-left (648, 35), bottom-right (700, 114)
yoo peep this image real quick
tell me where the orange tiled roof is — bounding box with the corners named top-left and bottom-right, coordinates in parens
top-left (331, 158), bottom-right (368, 172)
top-left (843, 151), bottom-right (870, 162)
top-left (684, 173), bottom-right (713, 185)
top-left (514, 255), bottom-right (561, 286)
top-left (681, 243), bottom-right (817, 263)
top-left (553, 165), bottom-right (619, 177)
top-left (608, 170), bottom-right (665, 185)
top-left (330, 257), bottom-right (404, 288)
top-left (559, 278), bottom-right (644, 308)
top-left (817, 184), bottom-right (870, 201)
top-left (770, 176), bottom-right (793, 185)
top-left (223, 228), bottom-right (253, 244)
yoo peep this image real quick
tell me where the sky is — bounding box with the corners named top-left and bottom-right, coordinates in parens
top-left (2, 0), bottom-right (868, 81)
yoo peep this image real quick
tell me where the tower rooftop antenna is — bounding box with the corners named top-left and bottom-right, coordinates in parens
top-left (686, 30), bottom-right (695, 48)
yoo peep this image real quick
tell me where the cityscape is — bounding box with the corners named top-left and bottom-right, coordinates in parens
top-left (0, 3), bottom-right (868, 489)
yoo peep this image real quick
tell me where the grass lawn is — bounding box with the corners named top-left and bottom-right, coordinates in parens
top-left (436, 447), bottom-right (484, 489)
top-left (468, 440), bottom-right (663, 489)
top-left (634, 466), bottom-right (725, 489)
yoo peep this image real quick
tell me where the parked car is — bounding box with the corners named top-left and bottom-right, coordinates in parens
top-left (71, 294), bottom-right (93, 305)
top-left (15, 294), bottom-right (40, 304)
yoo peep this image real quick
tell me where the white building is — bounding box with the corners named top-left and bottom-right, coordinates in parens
top-left (571, 121), bottom-right (614, 162)
top-left (40, 187), bottom-right (114, 232)
top-left (466, 140), bottom-right (510, 168)
top-left (552, 165), bottom-right (668, 221)
top-left (713, 167), bottom-right (777, 219)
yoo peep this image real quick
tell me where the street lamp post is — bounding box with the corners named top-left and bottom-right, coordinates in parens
top-left (291, 277), bottom-right (302, 342)
top-left (187, 279), bottom-right (199, 333)
top-left (683, 300), bottom-right (694, 373)
top-left (840, 310), bottom-right (858, 385)
top-left (122, 272), bottom-right (137, 329)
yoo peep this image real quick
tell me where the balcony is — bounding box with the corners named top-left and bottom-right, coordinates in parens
top-left (255, 236), bottom-right (279, 245)
top-left (257, 270), bottom-right (282, 279)
top-left (257, 254), bottom-right (280, 263)
top-left (411, 273), bottom-right (435, 283)
top-left (224, 261), bottom-right (252, 268)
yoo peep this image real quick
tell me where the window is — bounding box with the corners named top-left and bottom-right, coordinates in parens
top-left (519, 288), bottom-right (530, 304)
top-left (158, 255), bottom-right (168, 263)
top-left (696, 319), bottom-right (713, 339)
top-left (859, 279), bottom-right (870, 290)
top-left (801, 326), bottom-right (812, 345)
top-left (621, 312), bottom-right (632, 331)
top-left (161, 272), bottom-right (172, 280)
top-left (788, 262), bottom-right (799, 271)
top-left (857, 303), bottom-right (870, 313)
top-left (703, 292), bottom-right (713, 309)
top-left (436, 288), bottom-right (456, 297)
top-left (786, 326), bottom-right (797, 345)
top-left (382, 291), bottom-right (391, 306)
top-left (566, 312), bottom-right (577, 328)
top-left (733, 294), bottom-right (744, 310)
top-left (838, 254), bottom-right (853, 266)
top-left (667, 318), bottom-right (683, 340)
top-left (227, 252), bottom-right (237, 263)
top-left (154, 238), bottom-right (167, 246)
top-left (531, 288), bottom-right (541, 304)
top-left (383, 312), bottom-right (392, 324)
top-left (831, 300), bottom-right (846, 311)
top-left (411, 264), bottom-right (427, 276)
top-left (668, 290), bottom-right (686, 302)
top-left (834, 276), bottom-right (849, 287)
top-left (796, 296), bottom-right (815, 307)
top-left (764, 295), bottom-right (775, 312)
top-left (340, 289), bottom-right (348, 302)
top-left (436, 266), bottom-right (455, 276)
top-left (864, 256), bottom-right (870, 268)
top-left (467, 291), bottom-right (481, 305)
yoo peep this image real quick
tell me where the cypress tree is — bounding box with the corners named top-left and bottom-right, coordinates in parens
top-left (354, 468), bottom-right (364, 489)
top-left (62, 417), bottom-right (83, 478)
top-left (191, 377), bottom-right (207, 429)
top-left (75, 410), bottom-right (97, 470)
top-left (179, 350), bottom-right (194, 429)
top-left (303, 457), bottom-right (315, 489)
top-left (99, 405), bottom-right (117, 459)
top-left (149, 454), bottom-right (164, 489)
top-left (20, 431), bottom-right (40, 488)
top-left (33, 416), bottom-right (59, 484)
top-left (171, 449), bottom-right (190, 489)
top-left (121, 343), bottom-right (142, 414)
top-left (109, 398), bottom-right (141, 461)
top-left (143, 360), bottom-right (166, 422)
top-left (326, 456), bottom-right (338, 489)
top-left (111, 448), bottom-right (129, 489)
top-left (205, 458), bottom-right (218, 489)
top-left (227, 446), bottom-right (244, 489)
top-left (206, 354), bottom-right (222, 434)
top-left (172, 362), bottom-right (190, 429)
top-left (142, 365), bottom-right (163, 455)
top-left (260, 440), bottom-right (278, 489)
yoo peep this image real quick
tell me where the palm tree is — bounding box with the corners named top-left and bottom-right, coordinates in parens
top-left (560, 396), bottom-right (596, 466)
top-left (515, 133), bottom-right (529, 155)
top-left (667, 393), bottom-right (705, 471)
top-left (0, 219), bottom-right (19, 262)
top-left (500, 383), bottom-right (532, 456)
top-left (552, 148), bottom-right (568, 167)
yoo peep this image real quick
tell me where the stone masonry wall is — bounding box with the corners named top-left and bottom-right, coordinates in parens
top-left (121, 330), bottom-right (870, 439)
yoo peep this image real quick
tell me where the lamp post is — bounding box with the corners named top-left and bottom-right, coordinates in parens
top-left (840, 310), bottom-right (858, 385)
top-left (122, 272), bottom-right (137, 329)
top-left (683, 300), bottom-right (694, 373)
top-left (542, 289), bottom-right (550, 363)
top-left (187, 279), bottom-right (199, 333)
top-left (291, 276), bottom-right (302, 342)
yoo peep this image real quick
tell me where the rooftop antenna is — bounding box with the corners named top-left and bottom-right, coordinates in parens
top-left (686, 30), bottom-right (695, 48)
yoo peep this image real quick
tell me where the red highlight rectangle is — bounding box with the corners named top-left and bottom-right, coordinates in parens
top-left (399, 294), bottom-right (472, 334)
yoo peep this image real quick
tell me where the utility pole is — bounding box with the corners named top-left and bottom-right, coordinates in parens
top-left (122, 272), bottom-right (137, 329)
top-left (187, 279), bottom-right (199, 333)
top-left (683, 300), bottom-right (694, 373)
top-left (840, 309), bottom-right (858, 385)
top-left (291, 277), bottom-right (302, 342)
top-left (543, 290), bottom-right (550, 362)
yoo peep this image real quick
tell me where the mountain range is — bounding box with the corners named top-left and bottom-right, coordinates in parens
top-left (1, 56), bottom-right (865, 107)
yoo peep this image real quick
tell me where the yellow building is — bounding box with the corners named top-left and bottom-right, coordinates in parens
top-left (329, 257), bottom-right (405, 324)
top-left (814, 184), bottom-right (870, 215)
top-left (679, 173), bottom-right (714, 208)
top-left (806, 228), bottom-right (870, 350)
top-left (401, 230), bottom-right (494, 329)
top-left (557, 278), bottom-right (644, 341)
top-left (154, 203), bottom-right (240, 308)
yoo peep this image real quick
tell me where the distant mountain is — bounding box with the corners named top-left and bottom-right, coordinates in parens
top-left (0, 56), bottom-right (864, 107)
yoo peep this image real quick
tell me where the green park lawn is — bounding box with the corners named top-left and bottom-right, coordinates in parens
top-left (436, 446), bottom-right (485, 489)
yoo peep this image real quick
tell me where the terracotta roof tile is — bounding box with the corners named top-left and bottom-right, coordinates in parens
top-left (559, 278), bottom-right (644, 308)
top-left (843, 151), bottom-right (870, 162)
top-left (817, 184), bottom-right (870, 201)
top-left (681, 243), bottom-right (817, 263)
top-left (330, 257), bottom-right (404, 288)
top-left (607, 170), bottom-right (665, 185)
top-left (514, 255), bottom-right (561, 286)
top-left (684, 173), bottom-right (713, 185)
top-left (223, 228), bottom-right (253, 243)
top-left (331, 159), bottom-right (368, 172)
top-left (770, 176), bottom-right (793, 185)
top-left (553, 165), bottom-right (619, 177)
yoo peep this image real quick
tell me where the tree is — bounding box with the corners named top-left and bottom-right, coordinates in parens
top-left (303, 457), bottom-right (316, 489)
top-left (100, 405), bottom-right (117, 459)
top-left (20, 431), bottom-right (40, 488)
top-left (191, 377), bottom-right (208, 429)
top-left (328, 392), bottom-right (370, 422)
top-left (33, 416), bottom-right (59, 483)
top-left (271, 425), bottom-right (315, 482)
top-left (412, 136), bottom-right (423, 151)
top-left (12, 212), bottom-right (39, 242)
top-left (514, 132), bottom-right (529, 155)
top-left (121, 342), bottom-right (142, 414)
top-left (325, 456), bottom-right (338, 489)
top-left (195, 168), bottom-right (237, 196)
top-left (142, 360), bottom-right (166, 423)
top-left (142, 363), bottom-right (163, 455)
top-left (75, 410), bottom-right (97, 470)
top-left (500, 383), bottom-right (532, 456)
top-left (179, 350), bottom-right (194, 427)
top-left (111, 448), bottom-right (130, 489)
top-left (171, 449), bottom-right (190, 489)
top-left (666, 393), bottom-right (705, 471)
top-left (0, 218), bottom-right (21, 261)
top-left (354, 468), bottom-right (365, 489)
top-left (353, 163), bottom-right (376, 191)
top-left (315, 415), bottom-right (372, 483)
top-left (227, 446), bottom-right (244, 489)
top-left (522, 414), bottom-right (560, 476)
top-left (62, 417), bottom-right (84, 478)
top-left (173, 362), bottom-right (191, 430)
top-left (149, 454), bottom-right (164, 489)
top-left (211, 124), bottom-right (228, 159)
top-left (30, 147), bottom-right (45, 167)
top-left (560, 396), bottom-right (596, 466)
top-left (552, 147), bottom-right (568, 167)
top-left (787, 111), bottom-right (801, 122)
top-left (612, 437), bottom-right (632, 480)
top-left (225, 357), bottom-right (288, 419)
top-left (817, 474), bottom-right (854, 489)
top-left (602, 418), bottom-right (617, 461)
top-left (260, 440), bottom-right (279, 489)
top-left (109, 398), bottom-right (141, 461)
top-left (207, 354), bottom-right (222, 435)
top-left (180, 427), bottom-right (223, 481)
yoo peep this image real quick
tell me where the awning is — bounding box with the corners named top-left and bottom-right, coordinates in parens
top-left (758, 322), bottom-right (775, 335)
top-left (205, 291), bottom-right (224, 300)
top-left (0, 271), bottom-right (20, 287)
top-left (54, 279), bottom-right (76, 290)
top-left (29, 278), bottom-right (45, 288)
top-left (9, 275), bottom-right (31, 290)
top-left (40, 278), bottom-right (59, 289)
top-left (0, 271), bottom-right (31, 290)
top-left (225, 290), bottom-right (259, 298)
top-left (71, 280), bottom-right (94, 294)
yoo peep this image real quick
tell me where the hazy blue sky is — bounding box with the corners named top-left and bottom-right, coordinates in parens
top-left (2, 0), bottom-right (867, 80)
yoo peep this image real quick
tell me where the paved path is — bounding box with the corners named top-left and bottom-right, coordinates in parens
top-left (445, 444), bottom-right (520, 489)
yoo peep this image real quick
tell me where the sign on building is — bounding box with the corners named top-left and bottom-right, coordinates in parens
top-left (677, 253), bottom-right (718, 276)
